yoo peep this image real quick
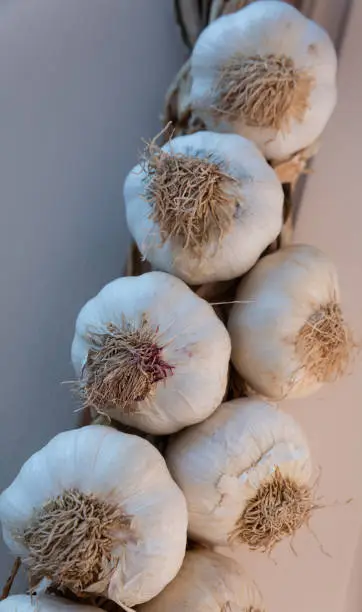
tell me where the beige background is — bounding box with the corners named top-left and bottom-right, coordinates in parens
top-left (0, 1), bottom-right (360, 611)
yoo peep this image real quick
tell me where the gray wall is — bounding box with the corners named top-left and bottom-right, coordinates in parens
top-left (0, 0), bottom-right (185, 586)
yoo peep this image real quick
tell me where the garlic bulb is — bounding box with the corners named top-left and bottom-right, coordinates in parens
top-left (228, 244), bottom-right (351, 400)
top-left (189, 1), bottom-right (337, 161)
top-left (0, 595), bottom-right (100, 611)
top-left (0, 426), bottom-right (188, 608)
top-left (124, 131), bottom-right (283, 284)
top-left (139, 549), bottom-right (264, 612)
top-left (167, 398), bottom-right (313, 551)
top-left (71, 271), bottom-right (230, 434)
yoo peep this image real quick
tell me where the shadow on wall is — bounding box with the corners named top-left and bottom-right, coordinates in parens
top-left (0, 0), bottom-right (185, 588)
top-left (344, 524), bottom-right (362, 610)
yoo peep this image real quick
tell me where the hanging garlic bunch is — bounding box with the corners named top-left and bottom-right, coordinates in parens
top-left (167, 398), bottom-right (313, 551)
top-left (72, 271), bottom-right (230, 433)
top-left (0, 595), bottom-right (100, 611)
top-left (189, 1), bottom-right (337, 161)
top-left (139, 549), bottom-right (264, 612)
top-left (228, 244), bottom-right (351, 400)
top-left (0, 426), bottom-right (188, 608)
top-left (124, 130), bottom-right (283, 284)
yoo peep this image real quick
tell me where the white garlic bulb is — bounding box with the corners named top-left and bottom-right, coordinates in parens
top-left (0, 426), bottom-right (188, 608)
top-left (71, 271), bottom-right (231, 434)
top-left (228, 244), bottom-right (351, 400)
top-left (189, 1), bottom-right (337, 160)
top-left (139, 549), bottom-right (264, 612)
top-left (167, 398), bottom-right (312, 551)
top-left (0, 595), bottom-right (100, 611)
top-left (124, 131), bottom-right (283, 284)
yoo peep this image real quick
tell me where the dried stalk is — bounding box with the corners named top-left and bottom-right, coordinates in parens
top-left (0, 557), bottom-right (21, 600)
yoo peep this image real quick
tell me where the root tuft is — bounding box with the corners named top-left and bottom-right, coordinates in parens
top-left (82, 316), bottom-right (174, 413)
top-left (143, 140), bottom-right (238, 251)
top-left (297, 302), bottom-right (351, 383)
top-left (214, 54), bottom-right (314, 131)
top-left (18, 489), bottom-right (132, 593)
top-left (230, 468), bottom-right (313, 551)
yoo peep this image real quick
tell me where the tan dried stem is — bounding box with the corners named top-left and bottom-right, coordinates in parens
top-left (209, 0), bottom-right (253, 22)
top-left (230, 468), bottom-right (313, 551)
top-left (272, 140), bottom-right (319, 185)
top-left (18, 489), bottom-right (132, 593)
top-left (214, 54), bottom-right (314, 131)
top-left (82, 316), bottom-right (174, 413)
top-left (143, 139), bottom-right (238, 251)
top-left (1, 557), bottom-right (21, 600)
top-left (296, 302), bottom-right (351, 383)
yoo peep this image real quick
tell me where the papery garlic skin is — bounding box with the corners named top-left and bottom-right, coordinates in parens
top-left (139, 549), bottom-right (264, 612)
top-left (167, 398), bottom-right (311, 547)
top-left (190, 1), bottom-right (337, 161)
top-left (72, 272), bottom-right (231, 434)
top-left (0, 595), bottom-right (100, 611)
top-left (124, 131), bottom-right (283, 284)
top-left (0, 426), bottom-right (188, 608)
top-left (228, 244), bottom-right (345, 400)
